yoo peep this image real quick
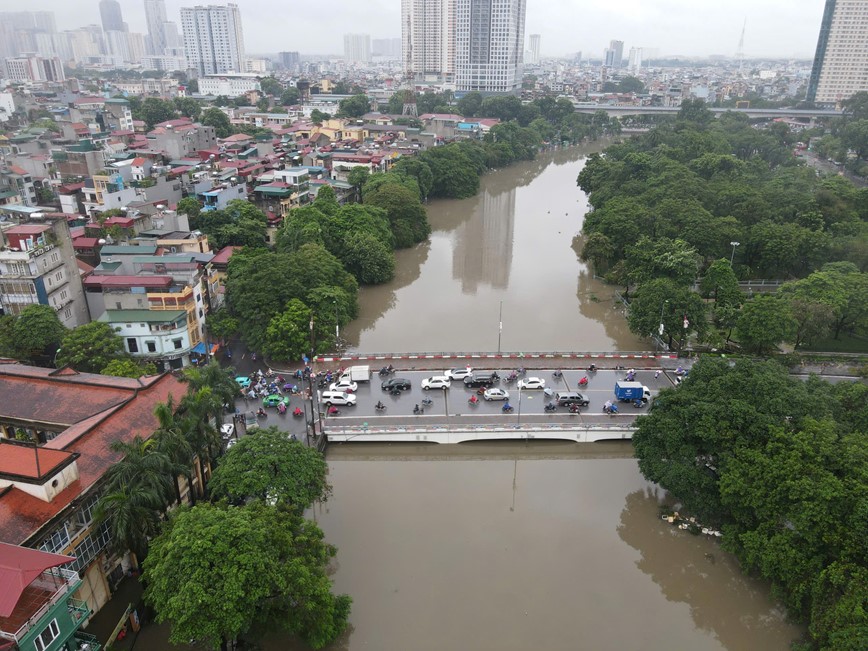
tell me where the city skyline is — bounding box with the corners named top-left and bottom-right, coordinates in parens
top-left (0, 0), bottom-right (827, 58)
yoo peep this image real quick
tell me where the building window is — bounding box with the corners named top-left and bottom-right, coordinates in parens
top-left (34, 619), bottom-right (60, 651)
top-left (127, 338), bottom-right (139, 353)
top-left (146, 341), bottom-right (157, 352)
top-left (173, 338), bottom-right (183, 350)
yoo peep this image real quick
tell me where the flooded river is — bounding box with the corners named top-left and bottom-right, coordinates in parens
top-left (342, 145), bottom-right (645, 352)
top-left (302, 444), bottom-right (802, 650)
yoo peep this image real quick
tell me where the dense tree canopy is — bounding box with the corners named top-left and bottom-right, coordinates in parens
top-left (57, 322), bottom-right (127, 373)
top-left (209, 427), bottom-right (329, 510)
top-left (0, 304), bottom-right (66, 363)
top-left (144, 503), bottom-right (351, 650)
top-left (201, 107), bottom-right (232, 138)
top-left (633, 358), bottom-right (868, 649)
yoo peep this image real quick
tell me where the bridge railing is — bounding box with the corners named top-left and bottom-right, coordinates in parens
top-left (324, 422), bottom-right (637, 436)
top-left (315, 350), bottom-right (675, 362)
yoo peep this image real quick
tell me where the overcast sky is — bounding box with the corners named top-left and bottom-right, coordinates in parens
top-left (3, 0), bottom-right (825, 58)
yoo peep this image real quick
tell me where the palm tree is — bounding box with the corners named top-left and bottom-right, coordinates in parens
top-left (94, 484), bottom-right (164, 570)
top-left (153, 397), bottom-right (196, 505)
top-left (179, 390), bottom-right (223, 497)
top-left (95, 435), bottom-right (174, 570)
top-left (183, 361), bottom-right (239, 424)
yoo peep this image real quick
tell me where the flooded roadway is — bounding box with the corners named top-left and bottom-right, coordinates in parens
top-left (342, 144), bottom-right (646, 353)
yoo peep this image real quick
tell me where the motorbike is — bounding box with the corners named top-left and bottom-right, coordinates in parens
top-left (578, 376), bottom-right (589, 387)
top-left (293, 407), bottom-right (303, 417)
top-left (603, 403), bottom-right (619, 415)
top-left (588, 364), bottom-right (597, 373)
top-left (506, 372), bottom-right (518, 385)
top-left (632, 399), bottom-right (646, 409)
top-left (516, 367), bottom-right (527, 376)
top-left (468, 396), bottom-right (479, 406)
top-left (552, 370), bottom-right (563, 379)
top-left (256, 408), bottom-right (267, 418)
top-left (569, 403), bottom-right (581, 414)
top-left (378, 365), bottom-right (395, 376)
top-left (375, 403), bottom-right (386, 412)
top-left (413, 405), bottom-right (424, 415)
top-left (328, 406), bottom-right (341, 416)
top-left (421, 397), bottom-right (433, 407)
top-left (491, 372), bottom-right (500, 382)
top-left (544, 402), bottom-right (557, 412)
top-left (277, 402), bottom-right (287, 415)
top-left (502, 404), bottom-right (514, 413)
top-left (389, 387), bottom-right (402, 396)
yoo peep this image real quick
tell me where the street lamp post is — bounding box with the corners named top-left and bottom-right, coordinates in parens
top-left (729, 241), bottom-right (740, 266)
top-left (308, 316), bottom-right (318, 438)
top-left (497, 300), bottom-right (503, 354)
top-left (333, 300), bottom-right (339, 344)
top-left (53, 347), bottom-right (62, 368)
top-left (516, 386), bottom-right (522, 428)
top-left (657, 300), bottom-right (668, 351)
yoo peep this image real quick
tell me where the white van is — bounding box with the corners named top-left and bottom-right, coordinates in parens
top-left (321, 390), bottom-right (357, 406)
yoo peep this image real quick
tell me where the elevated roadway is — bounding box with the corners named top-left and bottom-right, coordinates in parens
top-left (571, 103), bottom-right (843, 120)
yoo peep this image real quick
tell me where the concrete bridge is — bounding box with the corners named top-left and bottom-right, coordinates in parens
top-left (571, 103), bottom-right (843, 120)
top-left (324, 423), bottom-right (637, 445)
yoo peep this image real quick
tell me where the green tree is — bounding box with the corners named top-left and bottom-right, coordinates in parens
top-left (95, 436), bottom-right (175, 567)
top-left (201, 107), bottom-right (232, 138)
top-left (204, 307), bottom-right (239, 343)
top-left (101, 358), bottom-right (157, 378)
top-left (626, 278), bottom-right (707, 351)
top-left (153, 397), bottom-right (195, 506)
top-left (57, 322), bottom-right (126, 373)
top-left (135, 97), bottom-right (177, 129)
top-left (779, 272), bottom-right (849, 348)
top-left (346, 166), bottom-right (370, 201)
top-left (310, 109), bottom-right (331, 124)
top-left (457, 91), bottom-right (483, 118)
top-left (736, 295), bottom-right (796, 354)
top-left (173, 97), bottom-right (201, 121)
top-left (280, 87), bottom-right (301, 106)
top-left (625, 236), bottom-right (700, 288)
top-left (177, 196), bottom-right (201, 224)
top-left (341, 230), bottom-right (395, 283)
top-left (363, 180), bottom-right (430, 247)
top-left (259, 76), bottom-right (283, 96)
top-left (209, 427), bottom-right (330, 510)
top-left (6, 304), bottom-right (66, 363)
top-left (618, 76), bottom-right (645, 93)
top-left (143, 503), bottom-right (351, 650)
top-left (264, 299), bottom-right (313, 361)
top-left (336, 93), bottom-right (370, 118)
top-left (579, 232), bottom-right (614, 273)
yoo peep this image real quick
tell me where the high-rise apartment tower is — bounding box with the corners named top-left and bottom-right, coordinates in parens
top-left (145, 0), bottom-right (169, 54)
top-left (454, 0), bottom-right (526, 92)
top-left (99, 0), bottom-right (126, 33)
top-left (344, 34), bottom-right (372, 63)
top-left (402, 0), bottom-right (456, 84)
top-left (181, 3), bottom-right (245, 76)
top-left (528, 34), bottom-right (541, 64)
top-left (807, 0), bottom-right (868, 105)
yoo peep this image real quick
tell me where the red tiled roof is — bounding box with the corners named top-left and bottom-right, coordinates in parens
top-left (0, 443), bottom-right (76, 480)
top-left (210, 245), bottom-right (238, 265)
top-left (5, 225), bottom-right (49, 236)
top-left (72, 237), bottom-right (100, 249)
top-left (0, 365), bottom-right (186, 545)
top-left (76, 259), bottom-right (94, 274)
top-left (131, 157), bottom-right (147, 166)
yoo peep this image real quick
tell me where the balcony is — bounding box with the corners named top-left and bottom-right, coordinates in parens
top-left (73, 631), bottom-right (102, 650)
top-left (0, 567), bottom-right (79, 643)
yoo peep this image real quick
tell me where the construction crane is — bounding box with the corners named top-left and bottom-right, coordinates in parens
top-left (401, 11), bottom-right (418, 117)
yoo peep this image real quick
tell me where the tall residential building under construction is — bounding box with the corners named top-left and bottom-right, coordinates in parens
top-left (401, 0), bottom-right (527, 93)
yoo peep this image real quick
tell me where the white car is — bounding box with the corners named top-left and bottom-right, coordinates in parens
top-left (329, 379), bottom-right (358, 392)
top-left (421, 376), bottom-right (452, 390)
top-left (517, 377), bottom-right (546, 390)
top-left (483, 388), bottom-right (510, 401)
top-left (220, 423), bottom-right (235, 440)
top-left (444, 367), bottom-right (473, 380)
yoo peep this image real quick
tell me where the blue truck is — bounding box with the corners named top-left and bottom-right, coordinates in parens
top-left (614, 381), bottom-right (652, 403)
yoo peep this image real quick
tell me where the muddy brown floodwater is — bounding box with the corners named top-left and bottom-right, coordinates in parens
top-left (342, 144), bottom-right (646, 353)
top-left (284, 444), bottom-right (803, 651)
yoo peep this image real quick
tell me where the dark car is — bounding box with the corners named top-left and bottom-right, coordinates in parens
top-left (463, 373), bottom-right (498, 388)
top-left (381, 377), bottom-right (411, 391)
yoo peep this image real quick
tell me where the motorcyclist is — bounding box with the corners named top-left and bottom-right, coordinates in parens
top-left (257, 407), bottom-right (266, 417)
top-left (588, 363), bottom-right (597, 373)
top-left (603, 400), bottom-right (613, 414)
top-left (293, 407), bottom-right (303, 416)
top-left (413, 404), bottom-right (422, 414)
top-left (469, 394), bottom-right (479, 404)
top-left (502, 402), bottom-right (513, 412)
top-left (375, 401), bottom-right (385, 410)
top-left (328, 406), bottom-right (340, 415)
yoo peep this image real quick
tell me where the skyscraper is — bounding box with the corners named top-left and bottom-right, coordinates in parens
top-left (807, 0), bottom-right (868, 105)
top-left (181, 4), bottom-right (245, 76)
top-left (144, 0), bottom-right (168, 54)
top-left (529, 34), bottom-right (541, 64)
top-left (402, 0), bottom-right (456, 84)
top-left (99, 0), bottom-right (126, 33)
top-left (605, 40), bottom-right (624, 67)
top-left (454, 0), bottom-right (527, 93)
top-left (344, 34), bottom-right (371, 63)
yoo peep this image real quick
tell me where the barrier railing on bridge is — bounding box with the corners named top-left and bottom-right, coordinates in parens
top-left (315, 350), bottom-right (676, 363)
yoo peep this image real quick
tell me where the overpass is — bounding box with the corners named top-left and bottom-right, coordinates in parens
top-left (571, 103), bottom-right (843, 120)
top-left (324, 423), bottom-right (637, 444)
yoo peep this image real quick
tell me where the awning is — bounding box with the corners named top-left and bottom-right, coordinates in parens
top-left (0, 543), bottom-right (75, 617)
top-left (191, 342), bottom-right (220, 355)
